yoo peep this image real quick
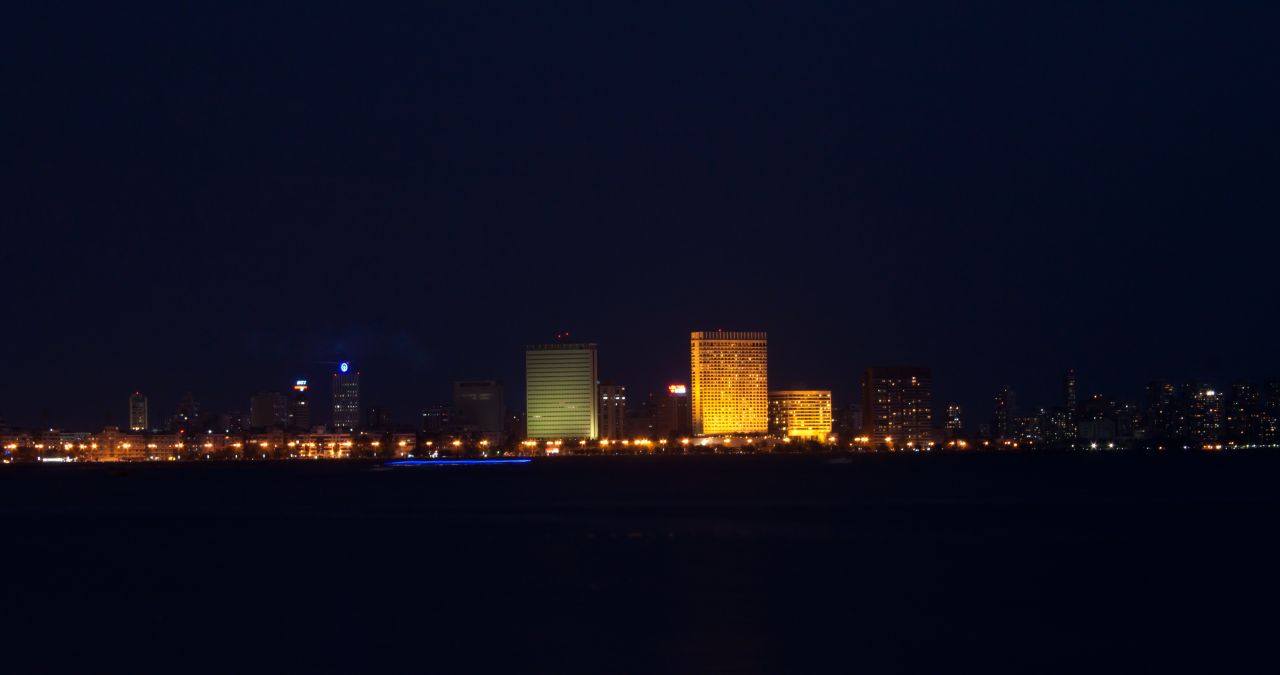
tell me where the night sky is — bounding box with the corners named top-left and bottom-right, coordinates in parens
top-left (5, 1), bottom-right (1279, 430)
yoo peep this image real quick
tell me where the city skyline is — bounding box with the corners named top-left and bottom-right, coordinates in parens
top-left (5, 4), bottom-right (1277, 672)
top-left (4, 331), bottom-right (1279, 455)
top-left (3, 329), bottom-right (1280, 438)
top-left (6, 3), bottom-right (1280, 436)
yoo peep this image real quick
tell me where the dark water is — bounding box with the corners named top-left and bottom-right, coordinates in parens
top-left (2, 453), bottom-right (1277, 673)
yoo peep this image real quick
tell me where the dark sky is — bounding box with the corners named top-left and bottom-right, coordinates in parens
top-left (4, 1), bottom-right (1279, 430)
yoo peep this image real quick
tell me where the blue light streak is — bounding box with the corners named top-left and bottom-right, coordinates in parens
top-left (384, 459), bottom-right (532, 467)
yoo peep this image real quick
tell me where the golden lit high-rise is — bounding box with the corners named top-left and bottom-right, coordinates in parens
top-left (769, 390), bottom-right (833, 440)
top-left (690, 331), bottom-right (768, 436)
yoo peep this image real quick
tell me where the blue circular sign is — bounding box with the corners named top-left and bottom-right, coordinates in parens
top-left (339, 361), bottom-right (350, 373)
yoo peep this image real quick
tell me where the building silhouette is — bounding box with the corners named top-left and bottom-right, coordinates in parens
top-left (655, 384), bottom-right (692, 439)
top-left (1064, 369), bottom-right (1078, 411)
top-left (992, 386), bottom-right (1017, 440)
top-left (250, 392), bottom-right (287, 430)
top-left (169, 393), bottom-right (199, 432)
top-left (421, 405), bottom-right (454, 435)
top-left (454, 380), bottom-right (506, 441)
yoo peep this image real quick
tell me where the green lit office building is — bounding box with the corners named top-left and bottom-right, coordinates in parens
top-left (526, 343), bottom-right (598, 440)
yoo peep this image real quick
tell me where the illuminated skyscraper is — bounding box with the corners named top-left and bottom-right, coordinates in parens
top-left (128, 392), bottom-right (148, 432)
top-left (690, 331), bottom-right (768, 436)
top-left (768, 390), bottom-right (833, 440)
top-left (598, 384), bottom-right (626, 439)
top-left (862, 367), bottom-right (933, 443)
top-left (332, 361), bottom-right (361, 431)
top-left (288, 380), bottom-right (311, 430)
top-left (526, 344), bottom-right (598, 439)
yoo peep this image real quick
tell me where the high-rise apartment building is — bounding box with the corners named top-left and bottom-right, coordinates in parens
top-left (690, 331), bottom-right (768, 436)
top-left (526, 344), bottom-right (598, 439)
top-left (128, 392), bottom-right (149, 432)
top-left (598, 384), bottom-right (626, 439)
top-left (862, 367), bottom-right (933, 443)
top-left (768, 390), bottom-right (833, 440)
top-left (944, 403), bottom-right (962, 435)
top-left (332, 361), bottom-right (361, 431)
top-left (1187, 385), bottom-right (1222, 443)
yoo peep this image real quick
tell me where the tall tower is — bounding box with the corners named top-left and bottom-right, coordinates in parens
top-left (332, 361), bottom-right (361, 431)
top-left (288, 379), bottom-right (311, 430)
top-left (1064, 369), bottom-right (1078, 411)
top-left (690, 331), bottom-right (768, 436)
top-left (128, 392), bottom-right (149, 432)
top-left (526, 343), bottom-right (598, 439)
